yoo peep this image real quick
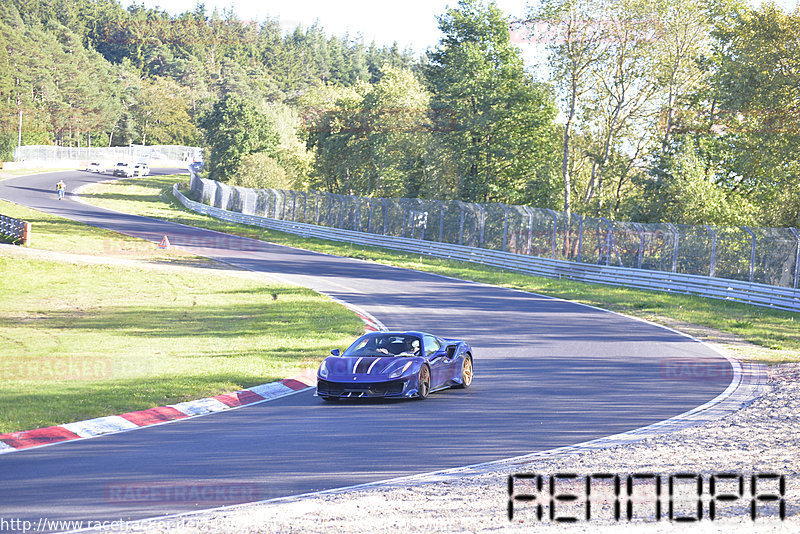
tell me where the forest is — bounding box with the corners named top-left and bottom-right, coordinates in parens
top-left (1, 0), bottom-right (798, 227)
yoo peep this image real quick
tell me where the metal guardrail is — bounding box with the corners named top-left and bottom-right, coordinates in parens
top-left (0, 215), bottom-right (31, 246)
top-left (173, 184), bottom-right (800, 313)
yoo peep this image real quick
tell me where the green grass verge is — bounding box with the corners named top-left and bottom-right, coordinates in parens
top-left (82, 175), bottom-right (799, 363)
top-left (0, 254), bottom-right (363, 433)
top-left (0, 195), bottom-right (217, 268)
top-left (0, 167), bottom-right (78, 178)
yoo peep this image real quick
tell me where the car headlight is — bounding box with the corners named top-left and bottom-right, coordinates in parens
top-left (319, 360), bottom-right (329, 378)
top-left (388, 361), bottom-right (413, 378)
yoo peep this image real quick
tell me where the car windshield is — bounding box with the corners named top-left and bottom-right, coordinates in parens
top-left (342, 334), bottom-right (421, 357)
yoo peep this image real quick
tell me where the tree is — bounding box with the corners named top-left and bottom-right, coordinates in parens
top-left (637, 136), bottom-right (756, 224)
top-left (526, 0), bottom-right (608, 222)
top-left (355, 65), bottom-right (432, 197)
top-left (425, 0), bottom-right (559, 204)
top-left (707, 3), bottom-right (800, 226)
top-left (198, 93), bottom-right (279, 182)
top-left (302, 82), bottom-right (371, 193)
top-left (131, 77), bottom-right (196, 145)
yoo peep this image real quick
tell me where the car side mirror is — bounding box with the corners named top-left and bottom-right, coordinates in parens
top-left (331, 349), bottom-right (340, 357)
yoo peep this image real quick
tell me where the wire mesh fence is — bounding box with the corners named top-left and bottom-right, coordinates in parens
top-left (14, 145), bottom-right (202, 164)
top-left (189, 174), bottom-right (800, 289)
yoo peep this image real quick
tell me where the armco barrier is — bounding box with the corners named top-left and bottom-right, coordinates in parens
top-left (172, 185), bottom-right (800, 313)
top-left (0, 215), bottom-right (30, 245)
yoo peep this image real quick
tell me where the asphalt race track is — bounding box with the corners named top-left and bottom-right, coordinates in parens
top-left (0, 169), bottom-right (735, 529)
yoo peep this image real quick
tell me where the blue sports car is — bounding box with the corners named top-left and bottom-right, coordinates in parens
top-left (316, 331), bottom-right (473, 401)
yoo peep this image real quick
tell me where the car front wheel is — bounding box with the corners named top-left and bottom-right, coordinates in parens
top-left (456, 354), bottom-right (473, 389)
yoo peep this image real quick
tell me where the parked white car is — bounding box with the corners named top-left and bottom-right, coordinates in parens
top-left (112, 162), bottom-right (131, 176)
top-left (132, 163), bottom-right (150, 176)
top-left (85, 162), bottom-right (106, 173)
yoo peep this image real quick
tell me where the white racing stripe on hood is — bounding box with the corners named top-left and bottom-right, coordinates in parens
top-left (367, 358), bottom-right (381, 374)
top-left (353, 357), bottom-right (363, 374)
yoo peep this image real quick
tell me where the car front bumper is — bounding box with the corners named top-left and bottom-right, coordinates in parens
top-left (316, 377), bottom-right (412, 398)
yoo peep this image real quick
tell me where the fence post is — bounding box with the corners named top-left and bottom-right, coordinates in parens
top-left (457, 202), bottom-right (465, 246)
top-left (402, 202), bottom-right (408, 238)
top-left (501, 204), bottom-right (510, 252)
top-left (666, 223), bottom-right (680, 273)
top-left (546, 209), bottom-right (558, 259)
top-left (600, 218), bottom-right (611, 265)
top-left (790, 228), bottom-right (800, 289)
top-left (351, 196), bottom-right (359, 231)
top-left (477, 204), bottom-right (486, 249)
top-left (381, 198), bottom-right (389, 235)
top-left (268, 189), bottom-right (278, 218)
top-left (290, 191), bottom-right (297, 221)
top-left (632, 223), bottom-right (645, 270)
top-left (280, 190), bottom-right (288, 220)
top-left (435, 200), bottom-right (445, 243)
top-left (521, 206), bottom-right (533, 256)
top-left (705, 225), bottom-right (718, 278)
top-left (743, 226), bottom-right (756, 283)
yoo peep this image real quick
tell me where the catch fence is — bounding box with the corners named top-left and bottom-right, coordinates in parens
top-left (14, 145), bottom-right (202, 165)
top-left (189, 174), bottom-right (800, 290)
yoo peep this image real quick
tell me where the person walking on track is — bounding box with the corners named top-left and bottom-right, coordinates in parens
top-left (56, 180), bottom-right (65, 200)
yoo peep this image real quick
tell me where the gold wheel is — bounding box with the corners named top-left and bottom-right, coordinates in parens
top-left (461, 356), bottom-right (473, 387)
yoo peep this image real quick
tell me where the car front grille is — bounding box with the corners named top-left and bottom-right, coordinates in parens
top-left (317, 379), bottom-right (405, 397)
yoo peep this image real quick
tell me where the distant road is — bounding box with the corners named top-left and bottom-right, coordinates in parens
top-left (0, 169), bottom-right (734, 529)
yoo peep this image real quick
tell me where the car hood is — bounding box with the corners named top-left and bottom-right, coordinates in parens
top-left (320, 356), bottom-right (421, 378)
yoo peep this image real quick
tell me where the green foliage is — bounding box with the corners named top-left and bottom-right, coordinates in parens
top-left (1, 0), bottom-right (414, 152)
top-left (198, 93), bottom-right (279, 182)
top-left (0, 133), bottom-right (15, 161)
top-left (231, 152), bottom-right (292, 189)
top-left (0, 4), bottom-right (120, 148)
top-left (260, 103), bottom-right (315, 189)
top-left (2, 0), bottom-right (798, 228)
top-left (637, 136), bottom-right (757, 224)
top-left (705, 4), bottom-right (800, 226)
top-left (425, 0), bottom-right (560, 204)
top-left (305, 66), bottom-right (435, 197)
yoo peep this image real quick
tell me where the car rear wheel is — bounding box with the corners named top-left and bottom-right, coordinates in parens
top-left (416, 365), bottom-right (431, 399)
top-left (456, 354), bottom-right (473, 389)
